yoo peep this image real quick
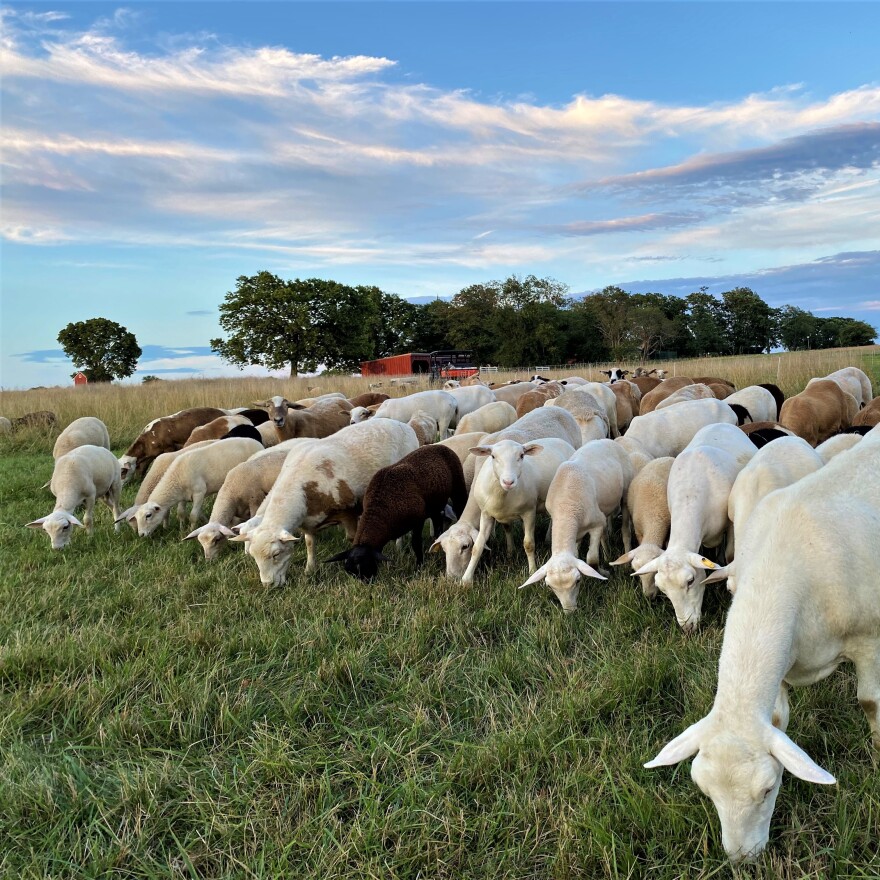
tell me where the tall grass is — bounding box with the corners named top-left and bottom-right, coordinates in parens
top-left (0, 346), bottom-right (878, 877)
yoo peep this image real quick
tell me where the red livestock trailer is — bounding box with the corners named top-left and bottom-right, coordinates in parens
top-left (360, 350), bottom-right (478, 382)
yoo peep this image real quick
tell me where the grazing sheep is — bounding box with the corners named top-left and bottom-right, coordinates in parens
top-left (326, 445), bottom-right (468, 579)
top-left (852, 395), bottom-right (880, 427)
top-left (632, 424), bottom-right (756, 632)
top-left (612, 457), bottom-right (675, 598)
top-left (0, 416), bottom-right (11, 434)
top-left (372, 390), bottom-right (458, 438)
top-left (235, 408), bottom-right (271, 426)
top-left (431, 407), bottom-right (582, 578)
top-left (639, 377), bottom-right (695, 414)
top-left (515, 382), bottom-right (565, 418)
top-left (654, 383), bottom-right (717, 411)
top-left (616, 398), bottom-right (739, 462)
top-left (439, 432), bottom-right (487, 490)
top-left (723, 386), bottom-right (778, 424)
top-left (519, 439), bottom-right (633, 612)
top-left (347, 391), bottom-right (390, 409)
top-left (690, 376), bottom-right (736, 395)
top-left (609, 381), bottom-right (640, 433)
top-left (460, 373), bottom-right (488, 387)
top-left (236, 419), bottom-right (419, 583)
top-left (544, 390), bottom-right (609, 444)
top-left (706, 383), bottom-right (732, 400)
top-left (568, 382), bottom-right (620, 438)
top-left (119, 407), bottom-right (227, 482)
top-left (445, 385), bottom-right (496, 420)
top-left (756, 383), bottom-right (785, 420)
top-left (52, 416), bottom-right (111, 459)
top-left (780, 379), bottom-right (859, 446)
top-left (747, 427), bottom-right (794, 449)
top-left (491, 382), bottom-right (535, 408)
top-left (184, 439), bottom-right (318, 559)
top-left (455, 401), bottom-right (518, 436)
top-left (740, 420), bottom-right (794, 437)
top-left (408, 410), bottom-right (440, 446)
top-left (13, 410), bottom-right (58, 430)
top-left (807, 366), bottom-right (873, 408)
top-left (184, 414), bottom-right (253, 446)
top-left (815, 432), bottom-right (863, 463)
top-left (630, 375), bottom-right (662, 396)
top-left (221, 423), bottom-right (264, 444)
top-left (131, 438), bottom-right (263, 536)
top-left (461, 437), bottom-right (576, 584)
top-left (644, 430), bottom-right (880, 862)
top-left (27, 445), bottom-right (121, 549)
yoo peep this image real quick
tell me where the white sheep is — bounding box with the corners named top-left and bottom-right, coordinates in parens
top-left (184, 439), bottom-right (319, 559)
top-left (632, 423), bottom-right (756, 632)
top-left (52, 416), bottom-right (111, 459)
top-left (407, 410), bottom-right (439, 446)
top-left (445, 385), bottom-right (496, 420)
top-left (611, 457), bottom-right (674, 598)
top-left (653, 383), bottom-right (717, 411)
top-left (236, 419), bottom-right (419, 584)
top-left (807, 366), bottom-right (873, 408)
top-left (132, 437), bottom-right (263, 536)
top-left (569, 382), bottom-right (620, 437)
top-left (544, 390), bottom-right (609, 445)
top-left (615, 398), bottom-right (739, 461)
top-left (519, 439), bottom-right (632, 612)
top-left (455, 401), bottom-right (518, 435)
top-left (644, 428), bottom-right (880, 862)
top-left (257, 420), bottom-right (280, 447)
top-left (815, 432), bottom-right (863, 463)
top-left (430, 407), bottom-right (582, 578)
top-left (461, 437), bottom-right (575, 584)
top-left (722, 386), bottom-right (777, 424)
top-left (372, 390), bottom-right (458, 438)
top-left (27, 445), bottom-right (122, 549)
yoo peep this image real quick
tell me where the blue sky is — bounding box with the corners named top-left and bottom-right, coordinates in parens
top-left (2, 2), bottom-right (879, 387)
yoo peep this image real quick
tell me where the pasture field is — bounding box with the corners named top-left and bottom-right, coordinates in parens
top-left (1, 347), bottom-right (878, 878)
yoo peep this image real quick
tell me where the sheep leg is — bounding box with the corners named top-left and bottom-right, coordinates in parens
top-left (83, 493), bottom-right (97, 535)
top-left (585, 523), bottom-right (607, 573)
top-left (176, 501), bottom-right (187, 524)
top-left (411, 522), bottom-right (425, 566)
top-left (854, 650), bottom-right (880, 749)
top-left (771, 682), bottom-right (790, 731)
top-left (621, 504), bottom-right (632, 553)
top-left (462, 512), bottom-right (495, 584)
top-left (504, 524), bottom-right (515, 555)
top-left (104, 482), bottom-right (122, 532)
top-left (303, 532), bottom-right (317, 572)
top-left (189, 490), bottom-right (207, 528)
top-left (724, 526), bottom-right (735, 564)
top-left (522, 509), bottom-right (538, 574)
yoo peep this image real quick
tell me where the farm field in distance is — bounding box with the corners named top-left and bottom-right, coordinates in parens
top-left (1, 346), bottom-right (878, 878)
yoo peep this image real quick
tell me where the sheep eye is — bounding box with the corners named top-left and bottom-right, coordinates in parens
top-left (686, 575), bottom-right (695, 586)
top-left (62, 523), bottom-right (69, 530)
top-left (461, 544), bottom-right (469, 551)
top-left (145, 511), bottom-right (152, 519)
top-left (761, 786), bottom-right (774, 802)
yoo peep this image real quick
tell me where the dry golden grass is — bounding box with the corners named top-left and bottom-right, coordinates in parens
top-left (1, 345), bottom-right (877, 452)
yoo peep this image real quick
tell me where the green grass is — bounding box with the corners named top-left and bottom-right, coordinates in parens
top-left (2, 437), bottom-right (878, 877)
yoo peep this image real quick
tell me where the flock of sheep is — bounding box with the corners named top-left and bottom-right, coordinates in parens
top-left (19, 364), bottom-right (880, 863)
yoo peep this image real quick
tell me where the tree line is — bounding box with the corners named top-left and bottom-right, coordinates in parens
top-left (56, 271), bottom-right (876, 381)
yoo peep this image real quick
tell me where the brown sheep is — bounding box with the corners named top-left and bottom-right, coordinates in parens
top-left (691, 376), bottom-right (736, 395)
top-left (492, 381), bottom-right (536, 407)
top-left (120, 407), bottom-right (227, 481)
top-left (852, 396), bottom-right (880, 428)
top-left (184, 415), bottom-right (252, 447)
top-left (639, 377), bottom-right (694, 414)
top-left (12, 410), bottom-right (57, 430)
top-left (630, 376), bottom-right (662, 396)
top-left (348, 391), bottom-right (390, 409)
top-left (515, 382), bottom-right (565, 418)
top-left (779, 379), bottom-right (859, 446)
top-left (707, 382), bottom-right (732, 400)
top-left (740, 421), bottom-right (795, 437)
top-left (272, 397), bottom-right (353, 442)
top-left (609, 381), bottom-right (640, 433)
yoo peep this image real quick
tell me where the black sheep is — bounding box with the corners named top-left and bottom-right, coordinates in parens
top-left (221, 423), bottom-right (265, 444)
top-left (727, 403), bottom-right (753, 426)
top-left (757, 383), bottom-right (785, 421)
top-left (238, 408), bottom-right (271, 426)
top-left (327, 445), bottom-right (468, 580)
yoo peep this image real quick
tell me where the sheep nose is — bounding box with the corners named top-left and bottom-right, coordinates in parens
top-left (501, 478), bottom-right (514, 489)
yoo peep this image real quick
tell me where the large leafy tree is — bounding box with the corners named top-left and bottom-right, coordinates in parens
top-left (720, 287), bottom-right (778, 354)
top-left (778, 305), bottom-right (821, 350)
top-left (211, 272), bottom-right (385, 376)
top-left (685, 289), bottom-right (727, 356)
top-left (57, 317), bottom-right (141, 382)
top-left (582, 286), bottom-right (635, 359)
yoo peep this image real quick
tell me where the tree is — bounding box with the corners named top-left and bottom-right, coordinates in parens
top-left (720, 287), bottom-right (778, 354)
top-left (685, 288), bottom-right (727, 356)
top-left (57, 317), bottom-right (141, 382)
top-left (628, 301), bottom-right (676, 362)
top-left (778, 305), bottom-right (821, 351)
top-left (211, 272), bottom-right (383, 377)
top-left (582, 286), bottom-right (635, 359)
top-left (828, 317), bottom-right (876, 347)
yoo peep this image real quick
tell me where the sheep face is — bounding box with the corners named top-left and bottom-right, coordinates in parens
top-left (119, 454), bottom-right (138, 485)
top-left (430, 522), bottom-right (480, 578)
top-left (349, 406), bottom-right (374, 425)
top-left (470, 440), bottom-right (543, 492)
top-left (646, 717), bottom-right (834, 863)
top-left (635, 550), bottom-right (717, 632)
top-left (327, 545), bottom-right (387, 581)
top-left (185, 523), bottom-right (235, 560)
top-left (134, 502), bottom-right (168, 537)
top-left (612, 544), bottom-right (663, 598)
top-left (519, 552), bottom-right (606, 613)
top-left (27, 511), bottom-right (84, 550)
top-left (248, 528), bottom-right (300, 586)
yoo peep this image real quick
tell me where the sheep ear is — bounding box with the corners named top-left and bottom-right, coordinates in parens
top-left (767, 727), bottom-right (836, 785)
top-left (518, 563), bottom-right (549, 589)
top-left (69, 515), bottom-right (85, 528)
top-left (325, 550), bottom-right (351, 563)
top-left (687, 552), bottom-right (718, 571)
top-left (278, 529), bottom-right (301, 543)
top-left (522, 443), bottom-right (544, 456)
top-left (644, 717), bottom-right (709, 768)
top-left (26, 516), bottom-right (49, 529)
top-left (41, 480), bottom-right (51, 490)
top-left (633, 557), bottom-right (662, 576)
top-left (429, 539), bottom-right (442, 554)
top-left (702, 564), bottom-right (730, 584)
top-left (442, 504), bottom-right (458, 522)
top-left (611, 549), bottom-right (637, 566)
top-left (576, 559), bottom-right (606, 580)
top-left (218, 525), bottom-right (236, 538)
top-left (469, 446), bottom-right (492, 457)
top-left (228, 533), bottom-right (251, 543)
top-left (183, 526), bottom-right (206, 541)
top-left (251, 400), bottom-right (269, 408)
top-left (288, 403), bottom-right (306, 411)
top-left (115, 505), bottom-right (139, 524)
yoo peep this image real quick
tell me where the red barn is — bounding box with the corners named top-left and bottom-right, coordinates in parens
top-left (361, 350), bottom-right (478, 381)
top-left (73, 372), bottom-right (88, 386)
